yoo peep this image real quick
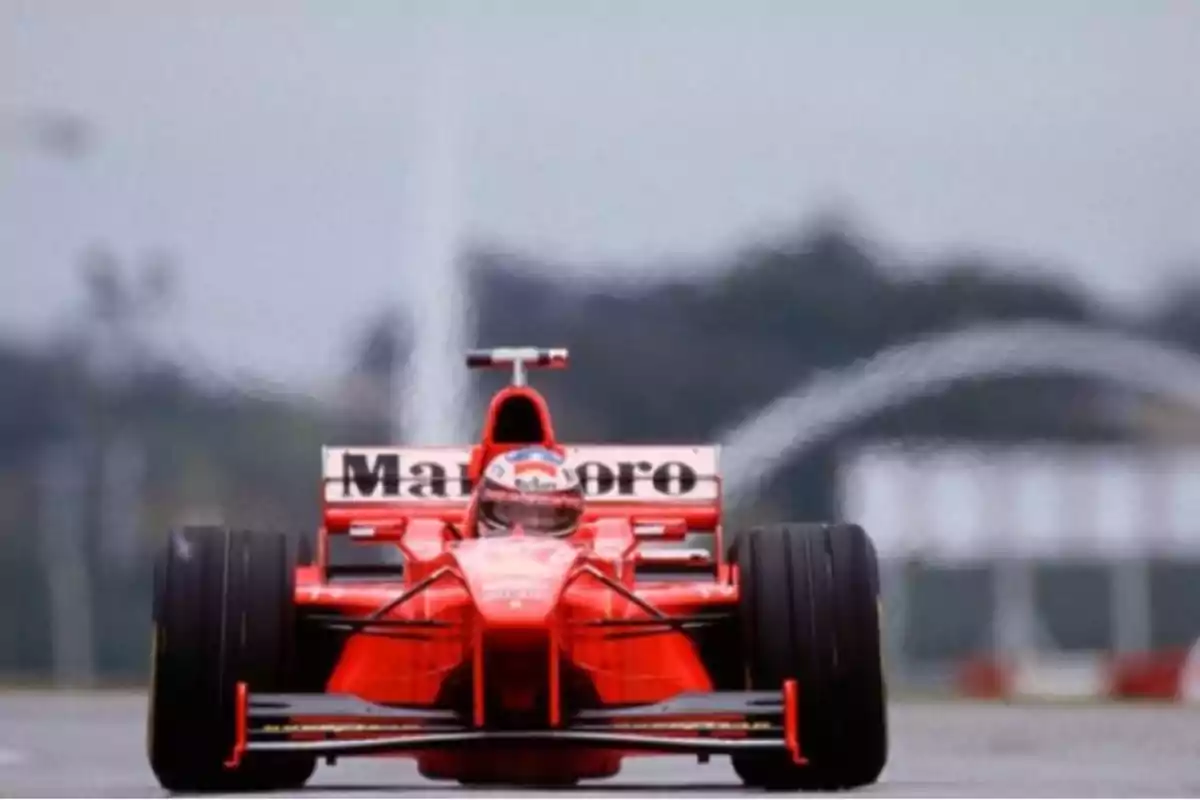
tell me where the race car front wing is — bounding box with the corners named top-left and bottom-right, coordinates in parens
top-left (225, 680), bottom-right (806, 768)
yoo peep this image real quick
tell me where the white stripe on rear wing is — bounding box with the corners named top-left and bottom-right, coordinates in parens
top-left (322, 445), bottom-right (719, 504)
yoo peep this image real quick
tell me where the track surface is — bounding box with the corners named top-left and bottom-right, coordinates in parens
top-left (1, 693), bottom-right (1198, 797)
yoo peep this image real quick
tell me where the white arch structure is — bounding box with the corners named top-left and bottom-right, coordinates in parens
top-left (718, 321), bottom-right (1200, 664)
top-left (719, 321), bottom-right (1200, 506)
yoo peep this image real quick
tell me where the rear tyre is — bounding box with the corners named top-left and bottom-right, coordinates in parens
top-left (731, 523), bottom-right (887, 791)
top-left (147, 526), bottom-right (317, 792)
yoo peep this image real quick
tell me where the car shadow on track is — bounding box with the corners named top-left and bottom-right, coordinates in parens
top-left (302, 783), bottom-right (750, 796)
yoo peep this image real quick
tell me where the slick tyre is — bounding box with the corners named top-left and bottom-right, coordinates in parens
top-left (731, 523), bottom-right (887, 791)
top-left (147, 526), bottom-right (316, 793)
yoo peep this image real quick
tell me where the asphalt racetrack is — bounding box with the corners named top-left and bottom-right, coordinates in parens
top-left (1, 693), bottom-right (1198, 797)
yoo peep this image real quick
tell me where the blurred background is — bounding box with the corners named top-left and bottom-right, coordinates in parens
top-left (2, 1), bottom-right (1200, 699)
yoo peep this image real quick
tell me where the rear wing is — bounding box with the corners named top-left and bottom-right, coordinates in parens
top-left (321, 444), bottom-right (720, 530)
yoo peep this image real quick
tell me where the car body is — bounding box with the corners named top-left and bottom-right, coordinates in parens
top-left (147, 347), bottom-right (887, 792)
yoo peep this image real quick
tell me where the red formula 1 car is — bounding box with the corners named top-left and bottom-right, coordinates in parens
top-left (146, 347), bottom-right (887, 793)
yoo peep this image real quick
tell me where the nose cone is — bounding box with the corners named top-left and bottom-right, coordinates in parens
top-left (454, 536), bottom-right (580, 629)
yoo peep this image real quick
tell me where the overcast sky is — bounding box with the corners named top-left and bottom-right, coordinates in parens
top-left (2, 2), bottom-right (1198, 390)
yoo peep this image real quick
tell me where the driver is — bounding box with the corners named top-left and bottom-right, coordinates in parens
top-left (475, 447), bottom-right (585, 538)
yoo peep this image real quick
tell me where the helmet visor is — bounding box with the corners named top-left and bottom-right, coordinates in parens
top-left (480, 488), bottom-right (582, 536)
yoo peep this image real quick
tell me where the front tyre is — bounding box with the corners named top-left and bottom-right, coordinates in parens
top-left (731, 523), bottom-right (887, 791)
top-left (147, 526), bottom-right (316, 792)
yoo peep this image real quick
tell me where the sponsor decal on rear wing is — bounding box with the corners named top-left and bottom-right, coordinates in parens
top-left (322, 445), bottom-right (719, 504)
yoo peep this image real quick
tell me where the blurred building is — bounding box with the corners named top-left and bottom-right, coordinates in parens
top-left (838, 441), bottom-right (1200, 694)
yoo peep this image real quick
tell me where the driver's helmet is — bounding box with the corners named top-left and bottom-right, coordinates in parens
top-left (477, 447), bottom-right (585, 538)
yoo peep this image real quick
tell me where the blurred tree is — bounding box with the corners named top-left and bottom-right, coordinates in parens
top-left (466, 216), bottom-right (1159, 519)
top-left (339, 306), bottom-right (410, 442)
top-left (1152, 275), bottom-right (1200, 349)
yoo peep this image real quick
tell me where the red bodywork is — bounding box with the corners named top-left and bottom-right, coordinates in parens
top-left (227, 379), bottom-right (802, 784)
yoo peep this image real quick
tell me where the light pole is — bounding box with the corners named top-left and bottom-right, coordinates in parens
top-left (4, 107), bottom-right (101, 686)
top-left (82, 247), bottom-right (177, 575)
